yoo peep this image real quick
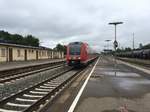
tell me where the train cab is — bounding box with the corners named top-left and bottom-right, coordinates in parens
top-left (66, 42), bottom-right (88, 66)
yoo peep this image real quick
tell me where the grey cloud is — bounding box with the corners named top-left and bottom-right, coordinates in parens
top-left (0, 0), bottom-right (150, 50)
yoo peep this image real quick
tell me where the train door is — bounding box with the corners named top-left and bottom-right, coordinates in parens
top-left (24, 49), bottom-right (27, 61)
top-left (36, 50), bottom-right (38, 60)
top-left (9, 48), bottom-right (13, 61)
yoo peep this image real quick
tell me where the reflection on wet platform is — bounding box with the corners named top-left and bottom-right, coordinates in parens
top-left (75, 57), bottom-right (150, 112)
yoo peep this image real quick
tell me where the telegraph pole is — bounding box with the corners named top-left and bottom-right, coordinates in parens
top-left (133, 33), bottom-right (135, 50)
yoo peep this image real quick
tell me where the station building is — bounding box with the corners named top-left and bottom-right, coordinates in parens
top-left (0, 42), bottom-right (64, 62)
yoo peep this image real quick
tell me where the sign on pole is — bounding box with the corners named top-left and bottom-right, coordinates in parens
top-left (114, 40), bottom-right (118, 48)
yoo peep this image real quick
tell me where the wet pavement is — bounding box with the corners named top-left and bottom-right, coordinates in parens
top-left (74, 57), bottom-right (150, 112)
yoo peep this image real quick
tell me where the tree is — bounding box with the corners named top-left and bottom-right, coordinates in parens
top-left (142, 43), bottom-right (150, 49)
top-left (53, 44), bottom-right (66, 54)
top-left (125, 47), bottom-right (132, 51)
top-left (116, 48), bottom-right (122, 52)
top-left (139, 43), bottom-right (143, 49)
top-left (0, 30), bottom-right (39, 47)
top-left (24, 35), bottom-right (39, 46)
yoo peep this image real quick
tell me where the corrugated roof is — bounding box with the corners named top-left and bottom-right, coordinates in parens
top-left (0, 42), bottom-right (52, 50)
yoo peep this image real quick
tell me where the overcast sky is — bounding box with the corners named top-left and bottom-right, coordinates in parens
top-left (0, 0), bottom-right (150, 51)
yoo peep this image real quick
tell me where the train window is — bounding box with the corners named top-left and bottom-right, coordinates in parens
top-left (69, 45), bottom-right (81, 55)
top-left (17, 49), bottom-right (21, 57)
top-left (1, 48), bottom-right (6, 57)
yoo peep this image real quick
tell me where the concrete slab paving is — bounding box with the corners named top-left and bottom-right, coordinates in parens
top-left (74, 57), bottom-right (150, 112)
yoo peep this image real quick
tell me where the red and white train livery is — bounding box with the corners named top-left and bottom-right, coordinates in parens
top-left (66, 42), bottom-right (97, 66)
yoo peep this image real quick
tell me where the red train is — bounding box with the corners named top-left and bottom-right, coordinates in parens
top-left (66, 42), bottom-right (97, 66)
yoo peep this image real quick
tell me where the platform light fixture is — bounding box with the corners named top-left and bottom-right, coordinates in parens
top-left (105, 39), bottom-right (111, 50)
top-left (108, 22), bottom-right (123, 71)
top-left (108, 22), bottom-right (123, 50)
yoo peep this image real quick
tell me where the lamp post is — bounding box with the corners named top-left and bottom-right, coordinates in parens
top-left (105, 39), bottom-right (111, 51)
top-left (108, 22), bottom-right (123, 51)
top-left (108, 22), bottom-right (123, 71)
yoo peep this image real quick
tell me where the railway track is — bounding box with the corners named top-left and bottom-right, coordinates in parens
top-left (0, 66), bottom-right (87, 112)
top-left (0, 62), bottom-right (64, 83)
top-left (0, 64), bottom-right (63, 83)
top-left (0, 60), bottom-right (65, 79)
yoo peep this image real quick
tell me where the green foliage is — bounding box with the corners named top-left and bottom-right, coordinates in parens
top-left (139, 43), bottom-right (143, 49)
top-left (53, 44), bottom-right (66, 54)
top-left (0, 30), bottom-right (39, 47)
top-left (141, 43), bottom-right (150, 49)
top-left (125, 47), bottom-right (132, 51)
top-left (24, 35), bottom-right (39, 46)
top-left (115, 47), bottom-right (132, 53)
top-left (116, 48), bottom-right (122, 52)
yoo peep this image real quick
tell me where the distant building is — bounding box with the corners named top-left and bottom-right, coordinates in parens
top-left (0, 42), bottom-right (64, 62)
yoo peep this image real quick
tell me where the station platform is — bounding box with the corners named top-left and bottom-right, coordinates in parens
top-left (0, 58), bottom-right (65, 71)
top-left (117, 57), bottom-right (150, 70)
top-left (72, 57), bottom-right (150, 112)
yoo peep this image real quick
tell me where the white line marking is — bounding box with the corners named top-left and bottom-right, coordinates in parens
top-left (118, 60), bottom-right (150, 74)
top-left (0, 108), bottom-right (21, 112)
top-left (7, 102), bottom-right (30, 107)
top-left (68, 57), bottom-right (99, 112)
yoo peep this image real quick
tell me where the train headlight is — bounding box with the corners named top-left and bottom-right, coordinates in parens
top-left (78, 57), bottom-right (80, 59)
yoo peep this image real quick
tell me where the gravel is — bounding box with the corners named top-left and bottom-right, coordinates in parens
top-left (0, 65), bottom-right (70, 100)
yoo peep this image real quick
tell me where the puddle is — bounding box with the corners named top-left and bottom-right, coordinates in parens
top-left (118, 78), bottom-right (150, 89)
top-left (88, 76), bottom-right (150, 99)
top-left (95, 68), bottom-right (120, 71)
top-left (103, 72), bottom-right (141, 77)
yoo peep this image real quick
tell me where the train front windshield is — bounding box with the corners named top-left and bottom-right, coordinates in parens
top-left (69, 45), bottom-right (81, 55)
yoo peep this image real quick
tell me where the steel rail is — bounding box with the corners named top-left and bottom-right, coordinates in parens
top-left (0, 60), bottom-right (65, 78)
top-left (0, 63), bottom-right (64, 83)
top-left (0, 68), bottom-right (73, 112)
